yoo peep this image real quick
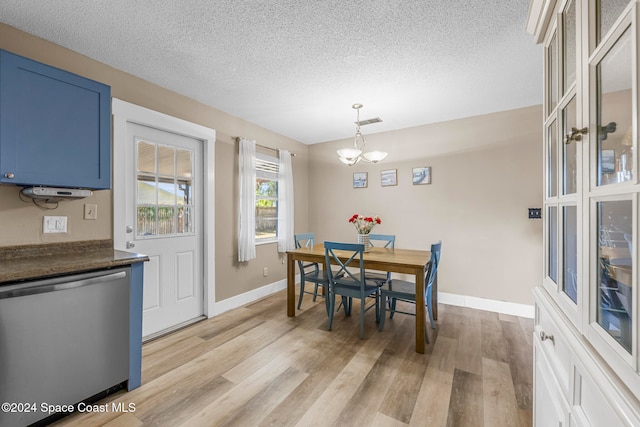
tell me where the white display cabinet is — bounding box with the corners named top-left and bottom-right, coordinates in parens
top-left (528, 0), bottom-right (640, 424)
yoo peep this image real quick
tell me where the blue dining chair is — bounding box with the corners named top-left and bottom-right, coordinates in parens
top-left (324, 241), bottom-right (380, 339)
top-left (362, 234), bottom-right (395, 284)
top-left (294, 233), bottom-right (330, 310)
top-left (378, 241), bottom-right (441, 343)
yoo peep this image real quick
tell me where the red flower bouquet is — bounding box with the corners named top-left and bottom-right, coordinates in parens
top-left (348, 214), bottom-right (381, 234)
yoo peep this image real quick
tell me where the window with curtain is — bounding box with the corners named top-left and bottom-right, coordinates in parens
top-left (238, 139), bottom-right (294, 261)
top-left (256, 153), bottom-right (278, 242)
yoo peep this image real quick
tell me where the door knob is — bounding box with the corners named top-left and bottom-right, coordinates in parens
top-left (4, 173), bottom-right (14, 179)
top-left (126, 225), bottom-right (133, 234)
top-left (126, 241), bottom-right (135, 249)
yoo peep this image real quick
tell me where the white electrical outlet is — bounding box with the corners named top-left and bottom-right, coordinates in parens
top-left (263, 267), bottom-right (268, 277)
top-left (43, 216), bottom-right (67, 234)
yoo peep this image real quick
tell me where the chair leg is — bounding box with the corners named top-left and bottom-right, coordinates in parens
top-left (344, 297), bottom-right (352, 316)
top-left (327, 292), bottom-right (335, 332)
top-left (427, 286), bottom-right (436, 329)
top-left (389, 298), bottom-right (397, 319)
top-left (312, 283), bottom-right (319, 302)
top-left (359, 297), bottom-right (366, 339)
top-left (378, 293), bottom-right (387, 331)
top-left (323, 284), bottom-right (330, 316)
top-left (297, 277), bottom-right (306, 310)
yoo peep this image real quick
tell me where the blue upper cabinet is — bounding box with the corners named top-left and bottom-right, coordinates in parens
top-left (0, 50), bottom-right (111, 189)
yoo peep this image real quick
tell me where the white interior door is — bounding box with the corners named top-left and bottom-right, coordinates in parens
top-left (125, 122), bottom-right (204, 337)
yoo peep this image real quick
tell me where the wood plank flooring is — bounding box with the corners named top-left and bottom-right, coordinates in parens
top-left (51, 290), bottom-right (533, 427)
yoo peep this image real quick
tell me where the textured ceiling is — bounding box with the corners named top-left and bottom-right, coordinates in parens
top-left (0, 0), bottom-right (542, 144)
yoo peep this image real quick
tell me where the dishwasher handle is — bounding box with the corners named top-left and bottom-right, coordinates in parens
top-left (0, 270), bottom-right (127, 299)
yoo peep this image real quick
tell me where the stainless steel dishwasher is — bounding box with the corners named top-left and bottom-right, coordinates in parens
top-left (0, 267), bottom-right (130, 427)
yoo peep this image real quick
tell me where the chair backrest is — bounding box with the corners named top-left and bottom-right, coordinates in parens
top-left (368, 234), bottom-right (395, 248)
top-left (324, 241), bottom-right (365, 285)
top-left (295, 232), bottom-right (315, 249)
top-left (295, 233), bottom-right (319, 273)
top-left (425, 241), bottom-right (442, 291)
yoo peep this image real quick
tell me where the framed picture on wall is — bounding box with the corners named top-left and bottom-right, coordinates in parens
top-left (381, 169), bottom-right (397, 186)
top-left (413, 167), bottom-right (431, 185)
top-left (353, 172), bottom-right (368, 188)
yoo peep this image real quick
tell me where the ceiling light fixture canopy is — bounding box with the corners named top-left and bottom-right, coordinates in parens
top-left (337, 103), bottom-right (387, 166)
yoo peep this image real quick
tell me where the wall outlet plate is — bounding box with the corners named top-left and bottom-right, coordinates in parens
top-left (84, 203), bottom-right (98, 220)
top-left (43, 216), bottom-right (67, 233)
top-left (528, 208), bottom-right (542, 219)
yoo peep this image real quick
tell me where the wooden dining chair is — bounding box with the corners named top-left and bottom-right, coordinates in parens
top-left (378, 241), bottom-right (441, 343)
top-left (294, 233), bottom-right (333, 310)
top-left (324, 241), bottom-right (380, 339)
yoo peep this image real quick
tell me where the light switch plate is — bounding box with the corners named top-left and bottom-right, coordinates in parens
top-left (43, 216), bottom-right (67, 233)
top-left (84, 203), bottom-right (98, 220)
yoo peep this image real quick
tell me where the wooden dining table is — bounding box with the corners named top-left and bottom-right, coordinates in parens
top-left (286, 243), bottom-right (434, 354)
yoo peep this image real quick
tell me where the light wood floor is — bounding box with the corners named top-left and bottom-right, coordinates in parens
top-left (52, 290), bottom-right (533, 427)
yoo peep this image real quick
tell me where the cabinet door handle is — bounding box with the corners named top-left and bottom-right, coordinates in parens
top-left (565, 127), bottom-right (588, 144)
top-left (4, 173), bottom-right (14, 179)
top-left (540, 331), bottom-right (555, 345)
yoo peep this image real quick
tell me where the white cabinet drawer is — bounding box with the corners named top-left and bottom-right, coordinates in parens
top-left (535, 300), bottom-right (571, 398)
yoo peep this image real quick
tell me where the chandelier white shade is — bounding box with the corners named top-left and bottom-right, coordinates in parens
top-left (337, 104), bottom-right (387, 166)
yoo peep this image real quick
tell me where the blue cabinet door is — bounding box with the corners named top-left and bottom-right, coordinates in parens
top-left (0, 50), bottom-right (111, 189)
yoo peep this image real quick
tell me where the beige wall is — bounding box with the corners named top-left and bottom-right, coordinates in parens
top-left (308, 106), bottom-right (543, 305)
top-left (0, 23), bottom-right (309, 302)
top-left (0, 23), bottom-right (542, 307)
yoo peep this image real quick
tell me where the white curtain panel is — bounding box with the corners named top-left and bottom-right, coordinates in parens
top-left (277, 150), bottom-right (295, 252)
top-left (238, 138), bottom-right (256, 262)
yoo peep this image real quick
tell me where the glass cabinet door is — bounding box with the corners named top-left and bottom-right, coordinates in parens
top-left (596, 0), bottom-right (633, 47)
top-left (596, 200), bottom-right (632, 353)
top-left (588, 1), bottom-right (636, 363)
top-left (595, 27), bottom-right (633, 187)
top-left (544, 0), bottom-right (580, 314)
top-left (548, 32), bottom-right (559, 114)
top-left (564, 205), bottom-right (578, 302)
top-left (563, 97), bottom-right (577, 194)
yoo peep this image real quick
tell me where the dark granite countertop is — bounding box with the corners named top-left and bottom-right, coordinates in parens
top-left (0, 240), bottom-right (148, 284)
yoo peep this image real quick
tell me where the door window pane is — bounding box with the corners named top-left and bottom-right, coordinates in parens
top-left (136, 138), bottom-right (195, 238)
top-left (157, 145), bottom-right (175, 176)
top-left (178, 180), bottom-right (193, 234)
top-left (177, 206), bottom-right (193, 234)
top-left (549, 206), bottom-right (558, 284)
top-left (137, 206), bottom-right (156, 236)
top-left (563, 206), bottom-right (578, 303)
top-left (597, 200), bottom-right (632, 353)
top-left (137, 141), bottom-right (156, 173)
top-left (177, 149), bottom-right (192, 178)
top-left (563, 97), bottom-right (577, 194)
top-left (563, 0), bottom-right (576, 93)
top-left (597, 27), bottom-right (633, 186)
top-left (137, 175), bottom-right (156, 205)
top-left (597, 0), bottom-right (631, 46)
top-left (549, 120), bottom-right (558, 197)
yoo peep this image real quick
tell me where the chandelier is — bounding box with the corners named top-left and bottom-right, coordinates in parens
top-left (337, 103), bottom-right (387, 166)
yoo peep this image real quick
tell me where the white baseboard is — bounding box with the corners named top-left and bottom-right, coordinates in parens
top-left (211, 278), bottom-right (534, 319)
top-left (438, 292), bottom-right (535, 318)
top-left (210, 275), bottom-right (294, 316)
